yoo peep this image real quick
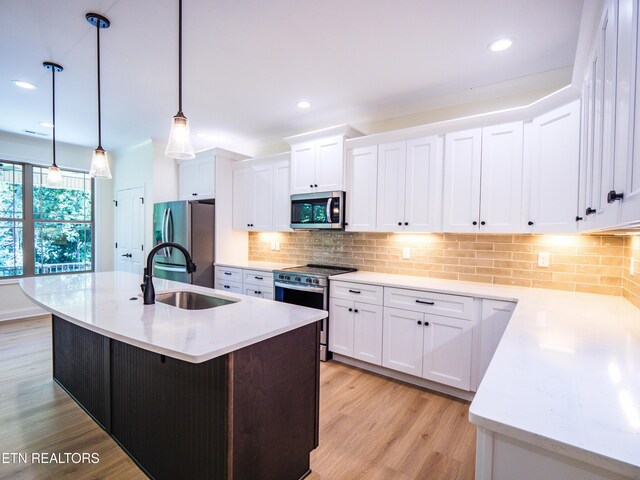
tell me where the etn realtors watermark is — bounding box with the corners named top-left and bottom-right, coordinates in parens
top-left (1, 452), bottom-right (99, 464)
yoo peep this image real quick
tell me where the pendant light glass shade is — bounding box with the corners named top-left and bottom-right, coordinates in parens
top-left (89, 147), bottom-right (112, 179)
top-left (165, 113), bottom-right (195, 160)
top-left (46, 164), bottom-right (64, 187)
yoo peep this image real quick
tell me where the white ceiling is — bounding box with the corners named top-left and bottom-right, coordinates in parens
top-left (0, 0), bottom-right (584, 155)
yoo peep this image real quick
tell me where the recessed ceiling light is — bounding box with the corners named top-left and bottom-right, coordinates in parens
top-left (13, 80), bottom-right (37, 90)
top-left (40, 122), bottom-right (54, 128)
top-left (488, 38), bottom-right (514, 52)
top-left (297, 100), bottom-right (311, 109)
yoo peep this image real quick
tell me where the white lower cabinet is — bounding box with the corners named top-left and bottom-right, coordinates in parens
top-left (422, 314), bottom-right (472, 390)
top-left (215, 266), bottom-right (274, 299)
top-left (382, 307), bottom-right (424, 376)
top-left (478, 299), bottom-right (516, 386)
top-left (329, 298), bottom-right (383, 365)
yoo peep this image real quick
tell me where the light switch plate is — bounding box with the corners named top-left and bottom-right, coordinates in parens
top-left (402, 247), bottom-right (411, 259)
top-left (538, 252), bottom-right (550, 267)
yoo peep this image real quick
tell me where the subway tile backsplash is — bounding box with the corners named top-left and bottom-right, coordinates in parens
top-left (249, 232), bottom-right (640, 307)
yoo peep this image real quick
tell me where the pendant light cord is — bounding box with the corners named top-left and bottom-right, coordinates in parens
top-left (96, 22), bottom-right (102, 148)
top-left (51, 67), bottom-right (57, 167)
top-left (178, 0), bottom-right (183, 114)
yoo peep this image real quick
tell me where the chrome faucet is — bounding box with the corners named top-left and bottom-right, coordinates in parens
top-left (141, 242), bottom-right (197, 305)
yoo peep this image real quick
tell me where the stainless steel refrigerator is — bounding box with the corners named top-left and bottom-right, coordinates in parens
top-left (152, 200), bottom-right (215, 287)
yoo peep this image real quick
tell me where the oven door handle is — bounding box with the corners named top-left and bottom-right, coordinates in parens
top-left (274, 281), bottom-right (326, 293)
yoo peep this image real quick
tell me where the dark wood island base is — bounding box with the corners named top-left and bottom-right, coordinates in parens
top-left (51, 315), bottom-right (321, 480)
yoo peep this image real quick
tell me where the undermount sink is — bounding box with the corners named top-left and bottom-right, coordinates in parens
top-left (154, 291), bottom-right (238, 310)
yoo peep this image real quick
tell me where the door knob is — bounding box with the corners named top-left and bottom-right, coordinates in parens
top-left (607, 190), bottom-right (624, 203)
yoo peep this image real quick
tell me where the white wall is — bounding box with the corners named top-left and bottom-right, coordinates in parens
top-left (0, 131), bottom-right (114, 320)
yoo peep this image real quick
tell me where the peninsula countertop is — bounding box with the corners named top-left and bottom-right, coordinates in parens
top-left (19, 271), bottom-right (327, 363)
top-left (329, 271), bottom-right (640, 478)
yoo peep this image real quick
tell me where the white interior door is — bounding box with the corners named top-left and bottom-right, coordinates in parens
top-left (115, 187), bottom-right (145, 274)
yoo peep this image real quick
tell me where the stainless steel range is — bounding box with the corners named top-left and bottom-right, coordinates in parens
top-left (274, 264), bottom-right (357, 361)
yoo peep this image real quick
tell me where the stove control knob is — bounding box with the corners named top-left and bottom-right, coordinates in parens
top-left (306, 278), bottom-right (311, 283)
top-left (285, 275), bottom-right (291, 280)
top-left (278, 274), bottom-right (283, 279)
top-left (295, 276), bottom-right (301, 282)
top-left (313, 278), bottom-right (319, 284)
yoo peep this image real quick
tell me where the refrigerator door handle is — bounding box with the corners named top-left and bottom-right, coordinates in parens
top-left (163, 208), bottom-right (174, 257)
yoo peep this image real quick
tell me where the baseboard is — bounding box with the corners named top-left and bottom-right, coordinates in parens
top-left (0, 307), bottom-right (47, 323)
top-left (331, 354), bottom-right (475, 402)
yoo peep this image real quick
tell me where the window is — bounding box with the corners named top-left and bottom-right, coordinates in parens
top-left (0, 161), bottom-right (94, 277)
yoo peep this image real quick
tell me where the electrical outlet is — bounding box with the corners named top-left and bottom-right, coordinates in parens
top-left (538, 252), bottom-right (550, 268)
top-left (270, 241), bottom-right (280, 251)
top-left (402, 247), bottom-right (411, 259)
top-left (631, 257), bottom-right (636, 276)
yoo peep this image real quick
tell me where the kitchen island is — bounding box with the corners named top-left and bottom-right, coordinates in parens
top-left (19, 271), bottom-right (328, 480)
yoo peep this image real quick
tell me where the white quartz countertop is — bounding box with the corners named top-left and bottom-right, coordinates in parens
top-left (19, 272), bottom-right (327, 364)
top-left (215, 260), bottom-right (301, 272)
top-left (330, 271), bottom-right (640, 477)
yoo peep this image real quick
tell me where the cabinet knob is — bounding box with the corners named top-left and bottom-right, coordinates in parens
top-left (398, 222), bottom-right (402, 226)
top-left (424, 321), bottom-right (430, 326)
top-left (417, 320), bottom-right (422, 325)
top-left (480, 221), bottom-right (486, 226)
top-left (192, 193), bottom-right (197, 196)
top-left (314, 184), bottom-right (318, 187)
top-left (354, 309), bottom-right (359, 313)
top-left (310, 184), bottom-right (313, 188)
top-left (472, 221), bottom-right (478, 226)
top-left (528, 221), bottom-right (534, 226)
top-left (344, 222), bottom-right (349, 226)
top-left (586, 207), bottom-right (596, 216)
top-left (348, 308), bottom-right (353, 312)
top-left (404, 222), bottom-right (408, 226)
top-left (575, 216), bottom-right (583, 222)
top-left (607, 190), bottom-right (624, 203)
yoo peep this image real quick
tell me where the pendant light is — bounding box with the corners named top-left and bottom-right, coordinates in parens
top-left (86, 13), bottom-right (112, 179)
top-left (165, 0), bottom-right (195, 159)
top-left (43, 62), bottom-right (64, 187)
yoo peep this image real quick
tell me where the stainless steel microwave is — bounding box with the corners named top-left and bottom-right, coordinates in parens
top-left (290, 191), bottom-right (345, 229)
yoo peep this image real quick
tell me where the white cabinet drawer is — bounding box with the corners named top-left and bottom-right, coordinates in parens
top-left (243, 270), bottom-right (274, 287)
top-left (215, 278), bottom-right (242, 294)
top-left (215, 266), bottom-right (243, 284)
top-left (384, 287), bottom-right (473, 320)
top-left (244, 286), bottom-right (274, 300)
top-left (330, 281), bottom-right (383, 305)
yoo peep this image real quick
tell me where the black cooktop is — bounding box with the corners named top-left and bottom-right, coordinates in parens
top-left (280, 264), bottom-right (357, 277)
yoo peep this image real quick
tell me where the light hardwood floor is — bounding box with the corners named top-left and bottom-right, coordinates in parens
top-left (0, 317), bottom-right (475, 479)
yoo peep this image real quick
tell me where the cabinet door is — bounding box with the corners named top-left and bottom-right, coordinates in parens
top-left (232, 167), bottom-right (252, 230)
top-left (443, 129), bottom-right (482, 232)
top-left (179, 160), bottom-right (199, 200)
top-left (346, 146), bottom-right (378, 231)
top-left (251, 163), bottom-right (274, 231)
top-left (478, 300), bottom-right (515, 386)
top-left (404, 136), bottom-right (442, 232)
top-left (195, 157), bottom-right (215, 199)
top-left (621, 0), bottom-right (640, 224)
top-left (376, 142), bottom-right (407, 231)
top-left (382, 307), bottom-right (424, 376)
top-left (422, 314), bottom-right (473, 390)
top-left (273, 159), bottom-right (292, 231)
top-left (526, 100), bottom-right (580, 233)
top-left (480, 122), bottom-right (524, 232)
top-left (353, 302), bottom-right (383, 366)
top-left (329, 298), bottom-right (354, 357)
top-left (578, 64), bottom-right (596, 231)
top-left (315, 135), bottom-right (344, 191)
top-left (290, 141), bottom-right (316, 194)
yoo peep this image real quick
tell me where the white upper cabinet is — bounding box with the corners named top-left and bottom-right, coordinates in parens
top-left (618, 0), bottom-right (640, 225)
top-left (346, 145), bottom-right (378, 231)
top-left (290, 135), bottom-right (345, 194)
top-left (232, 154), bottom-right (291, 232)
top-left (179, 156), bottom-right (215, 200)
top-left (373, 136), bottom-right (442, 232)
top-left (524, 100), bottom-right (581, 233)
top-left (290, 141), bottom-right (318, 194)
top-left (443, 128), bottom-right (482, 232)
top-left (480, 122), bottom-right (524, 232)
top-left (273, 159), bottom-right (292, 231)
top-left (377, 142), bottom-right (408, 231)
